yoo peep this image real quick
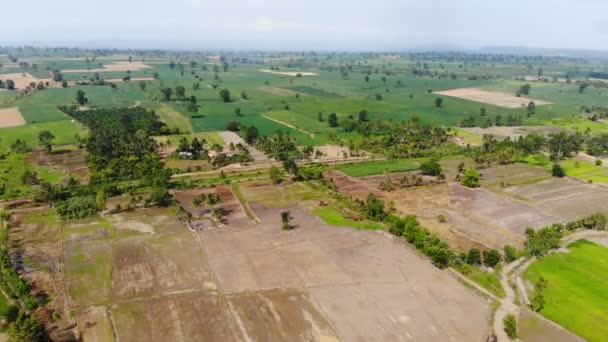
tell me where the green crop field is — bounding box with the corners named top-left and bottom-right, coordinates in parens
top-left (524, 240), bottom-right (608, 342)
top-left (336, 158), bottom-right (422, 177)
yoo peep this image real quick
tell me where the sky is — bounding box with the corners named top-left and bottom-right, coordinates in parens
top-left (2, 0), bottom-right (607, 51)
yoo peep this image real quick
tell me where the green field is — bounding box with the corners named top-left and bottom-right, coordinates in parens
top-left (524, 240), bottom-right (608, 342)
top-left (336, 158), bottom-right (422, 177)
top-left (314, 204), bottom-right (384, 230)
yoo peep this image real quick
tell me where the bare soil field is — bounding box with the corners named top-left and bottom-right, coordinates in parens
top-left (462, 126), bottom-right (567, 140)
top-left (507, 177), bottom-right (608, 221)
top-left (28, 148), bottom-right (88, 180)
top-left (200, 203), bottom-right (490, 341)
top-left (434, 87), bottom-right (551, 108)
top-left (258, 85), bottom-right (299, 96)
top-left (0, 107), bottom-right (25, 127)
top-left (172, 185), bottom-right (248, 225)
top-left (104, 77), bottom-right (155, 83)
top-left (0, 73), bottom-right (53, 89)
top-left (326, 167), bottom-right (559, 250)
top-left (61, 62), bottom-right (152, 73)
top-left (8, 181), bottom-right (491, 341)
top-left (259, 69), bottom-right (318, 76)
top-left (218, 130), bottom-right (269, 162)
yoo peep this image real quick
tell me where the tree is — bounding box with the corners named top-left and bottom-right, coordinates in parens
top-left (527, 101), bottom-right (536, 117)
top-left (241, 91), bottom-right (248, 100)
top-left (503, 314), bottom-right (518, 339)
top-left (269, 166), bottom-right (283, 184)
top-left (519, 83), bottom-right (531, 95)
top-left (6, 79), bottom-right (15, 90)
top-left (281, 211), bottom-right (293, 230)
top-left (175, 85), bottom-right (186, 99)
top-left (530, 277), bottom-right (549, 312)
top-left (461, 169), bottom-right (481, 188)
top-left (38, 130), bottom-right (55, 153)
top-left (317, 112), bottom-right (323, 122)
top-left (482, 249), bottom-right (501, 267)
top-left (358, 110), bottom-right (368, 122)
top-left (62, 80), bottom-right (68, 88)
top-left (149, 186), bottom-right (172, 207)
top-left (283, 158), bottom-right (298, 175)
top-left (76, 89), bottom-right (88, 105)
top-left (161, 87), bottom-right (173, 101)
top-left (7, 314), bottom-right (47, 342)
top-left (364, 193), bottom-right (385, 221)
top-left (551, 163), bottom-right (565, 177)
top-left (420, 159), bottom-right (442, 176)
top-left (467, 248), bottom-right (481, 265)
top-left (328, 113), bottom-right (338, 127)
top-left (434, 97), bottom-right (443, 108)
top-left (235, 108), bottom-right (242, 116)
top-left (480, 107), bottom-right (487, 116)
top-left (138, 80), bottom-right (146, 91)
top-left (503, 245), bottom-right (517, 263)
top-left (219, 88), bottom-right (231, 102)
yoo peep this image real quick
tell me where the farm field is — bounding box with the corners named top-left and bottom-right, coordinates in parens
top-left (2, 47), bottom-right (608, 341)
top-left (6, 181), bottom-right (491, 342)
top-left (523, 240), bottom-right (608, 342)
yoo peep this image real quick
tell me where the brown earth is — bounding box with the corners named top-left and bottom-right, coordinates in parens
top-left (0, 73), bottom-right (54, 89)
top-left (434, 87), bottom-right (551, 108)
top-left (0, 107), bottom-right (25, 128)
top-left (61, 62), bottom-right (152, 73)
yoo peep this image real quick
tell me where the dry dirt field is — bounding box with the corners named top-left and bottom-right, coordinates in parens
top-left (8, 181), bottom-right (491, 341)
top-left (27, 148), bottom-right (88, 180)
top-left (0, 72), bottom-right (53, 89)
top-left (507, 177), bottom-right (608, 221)
top-left (200, 203), bottom-right (490, 341)
top-left (0, 107), bottom-right (25, 127)
top-left (104, 77), bottom-right (155, 83)
top-left (461, 126), bottom-right (567, 140)
top-left (218, 130), bottom-right (269, 162)
top-left (434, 87), bottom-right (551, 108)
top-left (62, 61), bottom-right (152, 73)
top-left (259, 69), bottom-right (318, 76)
top-left (325, 163), bottom-right (563, 250)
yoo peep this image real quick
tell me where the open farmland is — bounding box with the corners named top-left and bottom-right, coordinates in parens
top-left (5, 182), bottom-right (491, 342)
top-left (0, 107), bottom-right (25, 127)
top-left (434, 87), bottom-right (551, 108)
top-left (523, 240), bottom-right (608, 342)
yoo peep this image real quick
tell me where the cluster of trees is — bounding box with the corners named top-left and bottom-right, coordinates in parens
top-left (59, 106), bottom-right (171, 185)
top-left (525, 212), bottom-right (607, 256)
top-left (0, 79), bottom-right (15, 90)
top-left (460, 114), bottom-right (523, 128)
top-left (359, 118), bottom-right (451, 158)
top-left (0, 212), bottom-right (47, 342)
top-left (471, 132), bottom-right (582, 166)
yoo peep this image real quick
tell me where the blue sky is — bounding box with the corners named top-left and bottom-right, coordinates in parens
top-left (2, 0), bottom-right (607, 51)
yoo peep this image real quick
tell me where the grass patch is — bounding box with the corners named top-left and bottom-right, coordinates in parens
top-left (286, 85), bottom-right (342, 98)
top-left (460, 264), bottom-right (506, 299)
top-left (524, 239), bottom-right (608, 342)
top-left (229, 182), bottom-right (258, 221)
top-left (314, 204), bottom-right (384, 230)
top-left (453, 128), bottom-right (483, 146)
top-left (560, 158), bottom-right (608, 184)
top-left (336, 158), bottom-right (421, 177)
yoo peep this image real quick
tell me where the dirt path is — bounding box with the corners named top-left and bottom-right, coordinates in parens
top-left (262, 115), bottom-right (315, 139)
top-left (493, 259), bottom-right (525, 341)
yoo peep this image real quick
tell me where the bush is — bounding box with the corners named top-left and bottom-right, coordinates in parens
top-left (503, 245), bottom-right (517, 263)
top-left (483, 249), bottom-right (501, 267)
top-left (55, 195), bottom-right (98, 219)
top-left (596, 159), bottom-right (603, 166)
top-left (467, 248), bottom-right (482, 265)
top-left (503, 313), bottom-right (518, 339)
top-left (461, 169), bottom-right (481, 188)
top-left (420, 159), bottom-right (442, 176)
top-left (7, 314), bottom-right (47, 342)
top-left (551, 163), bottom-right (565, 177)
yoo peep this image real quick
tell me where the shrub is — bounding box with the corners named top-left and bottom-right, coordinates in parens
top-left (503, 313), bottom-right (518, 339)
top-left (483, 249), bottom-right (501, 267)
top-left (420, 159), bottom-right (442, 176)
top-left (551, 163), bottom-right (565, 177)
top-left (467, 248), bottom-right (482, 265)
top-left (503, 245), bottom-right (517, 263)
top-left (596, 159), bottom-right (603, 166)
top-left (55, 195), bottom-right (98, 219)
top-left (461, 169), bottom-right (481, 188)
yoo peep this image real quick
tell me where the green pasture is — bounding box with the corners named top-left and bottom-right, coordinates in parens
top-left (336, 158), bottom-right (422, 177)
top-left (524, 240), bottom-right (608, 342)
